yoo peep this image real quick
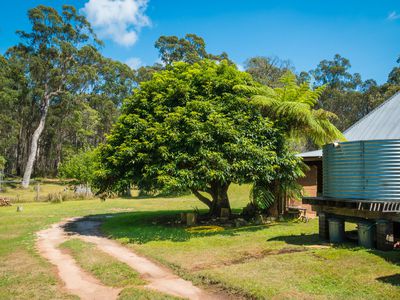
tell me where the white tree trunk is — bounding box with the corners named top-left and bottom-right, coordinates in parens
top-left (21, 100), bottom-right (49, 188)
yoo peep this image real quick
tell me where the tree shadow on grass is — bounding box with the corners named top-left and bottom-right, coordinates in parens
top-left (63, 210), bottom-right (269, 244)
top-left (268, 233), bottom-right (400, 266)
top-left (267, 233), bottom-right (321, 246)
top-left (367, 249), bottom-right (400, 266)
top-left (376, 274), bottom-right (400, 286)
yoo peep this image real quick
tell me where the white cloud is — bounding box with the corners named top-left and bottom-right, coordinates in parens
top-left (82, 0), bottom-right (151, 47)
top-left (388, 11), bottom-right (400, 21)
top-left (126, 57), bottom-right (142, 69)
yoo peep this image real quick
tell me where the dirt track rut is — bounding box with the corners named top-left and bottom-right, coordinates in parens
top-left (37, 217), bottom-right (224, 300)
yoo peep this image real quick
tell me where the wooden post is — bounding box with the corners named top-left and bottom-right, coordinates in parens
top-left (220, 208), bottom-right (230, 220)
top-left (35, 183), bottom-right (40, 201)
top-left (186, 213), bottom-right (197, 226)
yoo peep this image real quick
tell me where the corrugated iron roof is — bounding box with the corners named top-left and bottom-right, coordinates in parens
top-left (298, 149), bottom-right (323, 158)
top-left (298, 91), bottom-right (400, 158)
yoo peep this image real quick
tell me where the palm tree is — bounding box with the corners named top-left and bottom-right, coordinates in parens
top-left (236, 72), bottom-right (344, 215)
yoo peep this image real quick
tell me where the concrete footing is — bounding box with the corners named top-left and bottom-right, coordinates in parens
top-left (318, 212), bottom-right (329, 240)
top-left (328, 218), bottom-right (345, 243)
top-left (357, 222), bottom-right (375, 249)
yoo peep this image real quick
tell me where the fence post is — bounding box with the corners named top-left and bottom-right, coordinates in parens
top-left (0, 170), bottom-right (3, 192)
top-left (35, 183), bottom-right (40, 201)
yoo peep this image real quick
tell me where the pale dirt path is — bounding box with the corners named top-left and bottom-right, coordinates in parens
top-left (37, 217), bottom-right (227, 300)
top-left (36, 221), bottom-right (121, 300)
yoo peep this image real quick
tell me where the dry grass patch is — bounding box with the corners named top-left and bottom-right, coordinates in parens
top-left (0, 250), bottom-right (75, 300)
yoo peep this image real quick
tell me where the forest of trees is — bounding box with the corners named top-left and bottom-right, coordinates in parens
top-left (1, 4), bottom-right (400, 183)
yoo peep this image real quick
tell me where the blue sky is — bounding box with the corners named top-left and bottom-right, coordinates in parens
top-left (1, 0), bottom-right (400, 83)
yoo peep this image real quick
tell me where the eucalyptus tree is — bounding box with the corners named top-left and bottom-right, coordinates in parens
top-left (388, 56), bottom-right (400, 85)
top-left (155, 33), bottom-right (230, 65)
top-left (245, 56), bottom-right (294, 87)
top-left (7, 5), bottom-right (103, 187)
top-left (0, 56), bottom-right (18, 165)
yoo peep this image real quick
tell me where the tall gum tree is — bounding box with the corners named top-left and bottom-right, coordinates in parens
top-left (7, 5), bottom-right (102, 188)
top-left (96, 60), bottom-right (301, 217)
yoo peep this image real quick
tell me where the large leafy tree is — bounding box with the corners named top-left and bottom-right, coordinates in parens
top-left (7, 5), bottom-right (103, 187)
top-left (96, 60), bottom-right (300, 216)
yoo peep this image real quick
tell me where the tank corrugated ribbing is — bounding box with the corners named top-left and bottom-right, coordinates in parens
top-left (323, 139), bottom-right (400, 201)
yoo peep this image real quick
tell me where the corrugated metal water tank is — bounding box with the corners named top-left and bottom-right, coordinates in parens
top-left (323, 139), bottom-right (400, 201)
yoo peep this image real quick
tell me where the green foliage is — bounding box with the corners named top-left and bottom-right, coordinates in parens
top-left (250, 182), bottom-right (275, 210)
top-left (58, 149), bottom-right (98, 186)
top-left (0, 5), bottom-right (137, 178)
top-left (0, 156), bottom-right (6, 171)
top-left (96, 60), bottom-right (300, 214)
top-left (307, 54), bottom-right (400, 132)
top-left (245, 56), bottom-right (294, 87)
top-left (236, 72), bottom-right (337, 213)
top-left (0, 56), bottom-right (23, 161)
top-left (155, 33), bottom-right (230, 65)
top-left (235, 72), bottom-right (344, 147)
top-left (311, 54), bottom-right (361, 90)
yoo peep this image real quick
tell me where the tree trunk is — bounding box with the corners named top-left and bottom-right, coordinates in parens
top-left (266, 180), bottom-right (289, 217)
top-left (21, 99), bottom-right (49, 188)
top-left (209, 182), bottom-right (231, 217)
top-left (267, 180), bottom-right (280, 217)
top-left (191, 182), bottom-right (231, 217)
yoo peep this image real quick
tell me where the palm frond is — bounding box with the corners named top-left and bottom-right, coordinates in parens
top-left (250, 182), bottom-right (275, 210)
top-left (233, 84), bottom-right (275, 97)
top-left (246, 72), bottom-right (342, 147)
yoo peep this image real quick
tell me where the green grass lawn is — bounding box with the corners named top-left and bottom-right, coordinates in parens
top-left (1, 183), bottom-right (400, 299)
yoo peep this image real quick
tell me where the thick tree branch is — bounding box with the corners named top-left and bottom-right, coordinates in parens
top-left (46, 87), bottom-right (62, 99)
top-left (190, 189), bottom-right (212, 208)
